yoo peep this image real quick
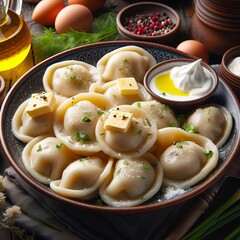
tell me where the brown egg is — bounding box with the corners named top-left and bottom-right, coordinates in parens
top-left (177, 40), bottom-right (209, 63)
top-left (32, 0), bottom-right (65, 26)
top-left (55, 4), bottom-right (93, 34)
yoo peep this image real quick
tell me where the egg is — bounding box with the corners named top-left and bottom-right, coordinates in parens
top-left (177, 40), bottom-right (209, 63)
top-left (32, 0), bottom-right (65, 26)
top-left (55, 4), bottom-right (93, 34)
top-left (67, 0), bottom-right (107, 12)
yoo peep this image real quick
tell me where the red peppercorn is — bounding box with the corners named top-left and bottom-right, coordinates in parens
top-left (123, 12), bottom-right (175, 37)
top-left (149, 23), bottom-right (155, 29)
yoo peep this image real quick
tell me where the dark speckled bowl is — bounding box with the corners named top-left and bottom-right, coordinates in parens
top-left (117, 2), bottom-right (181, 44)
top-left (0, 41), bottom-right (239, 213)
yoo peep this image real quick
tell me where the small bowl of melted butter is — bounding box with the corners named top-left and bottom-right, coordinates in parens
top-left (143, 59), bottom-right (219, 110)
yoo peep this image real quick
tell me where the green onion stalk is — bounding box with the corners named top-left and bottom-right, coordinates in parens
top-left (182, 189), bottom-right (240, 240)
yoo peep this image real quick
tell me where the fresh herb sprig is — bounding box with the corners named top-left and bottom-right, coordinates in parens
top-left (32, 12), bottom-right (119, 62)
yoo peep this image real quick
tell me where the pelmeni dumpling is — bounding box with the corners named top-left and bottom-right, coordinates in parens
top-left (185, 105), bottom-right (233, 148)
top-left (95, 105), bottom-right (157, 159)
top-left (43, 60), bottom-right (101, 99)
top-left (89, 78), bottom-right (152, 107)
top-left (132, 100), bottom-right (179, 129)
top-left (97, 46), bottom-right (156, 83)
top-left (22, 136), bottom-right (77, 184)
top-left (54, 93), bottom-right (111, 155)
top-left (99, 153), bottom-right (163, 207)
top-left (12, 92), bottom-right (60, 143)
top-left (50, 153), bottom-right (113, 200)
top-left (157, 127), bottom-right (219, 188)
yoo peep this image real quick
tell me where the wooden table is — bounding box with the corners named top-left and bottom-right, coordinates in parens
top-left (0, 1), bottom-right (239, 239)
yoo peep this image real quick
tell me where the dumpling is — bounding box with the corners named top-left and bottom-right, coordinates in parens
top-left (97, 46), bottom-right (156, 83)
top-left (95, 105), bottom-right (157, 159)
top-left (156, 127), bottom-right (219, 188)
top-left (89, 78), bottom-right (152, 107)
top-left (12, 92), bottom-right (60, 143)
top-left (132, 100), bottom-right (179, 129)
top-left (99, 153), bottom-right (163, 207)
top-left (184, 105), bottom-right (233, 148)
top-left (22, 136), bottom-right (77, 184)
top-left (53, 93), bottom-right (111, 155)
top-left (43, 60), bottom-right (101, 99)
top-left (50, 152), bottom-right (113, 200)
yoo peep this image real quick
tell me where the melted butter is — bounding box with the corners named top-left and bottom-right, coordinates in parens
top-left (154, 72), bottom-right (189, 96)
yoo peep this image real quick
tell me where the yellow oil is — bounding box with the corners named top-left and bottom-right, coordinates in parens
top-left (0, 44), bottom-right (31, 71)
top-left (0, 10), bottom-right (31, 71)
top-left (155, 72), bottom-right (189, 96)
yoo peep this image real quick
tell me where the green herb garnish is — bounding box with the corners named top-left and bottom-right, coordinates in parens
top-left (168, 121), bottom-right (177, 127)
top-left (184, 123), bottom-right (199, 133)
top-left (82, 116), bottom-right (91, 122)
top-left (142, 163), bottom-right (150, 172)
top-left (32, 12), bottom-right (119, 61)
top-left (205, 150), bottom-right (213, 159)
top-left (97, 110), bottom-right (104, 115)
top-left (36, 145), bottom-right (42, 152)
top-left (136, 102), bottom-right (141, 108)
top-left (56, 143), bottom-right (62, 149)
top-left (75, 131), bottom-right (91, 142)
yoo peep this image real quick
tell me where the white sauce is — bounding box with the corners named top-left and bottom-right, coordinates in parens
top-left (170, 59), bottom-right (213, 97)
top-left (227, 57), bottom-right (240, 76)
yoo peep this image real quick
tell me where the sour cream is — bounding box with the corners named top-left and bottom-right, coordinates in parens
top-left (148, 59), bottom-right (215, 101)
top-left (227, 57), bottom-right (240, 76)
top-left (170, 59), bottom-right (212, 96)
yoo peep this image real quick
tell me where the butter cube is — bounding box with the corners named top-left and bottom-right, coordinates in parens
top-left (117, 77), bottom-right (139, 95)
top-left (104, 110), bottom-right (133, 133)
top-left (26, 92), bottom-right (56, 118)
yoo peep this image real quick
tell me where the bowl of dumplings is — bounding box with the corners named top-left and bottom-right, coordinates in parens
top-left (1, 41), bottom-right (239, 213)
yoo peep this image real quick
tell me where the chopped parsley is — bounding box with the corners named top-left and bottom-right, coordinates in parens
top-left (82, 116), bottom-right (91, 122)
top-left (136, 102), bottom-right (141, 108)
top-left (168, 122), bottom-right (177, 127)
top-left (137, 130), bottom-right (142, 135)
top-left (117, 168), bottom-right (122, 175)
top-left (205, 150), bottom-right (213, 159)
top-left (56, 143), bottom-right (62, 149)
top-left (184, 123), bottom-right (199, 133)
top-left (69, 75), bottom-right (77, 81)
top-left (75, 131), bottom-right (91, 142)
top-left (142, 163), bottom-right (150, 172)
top-left (162, 104), bottom-right (169, 111)
top-left (97, 110), bottom-right (104, 115)
top-left (36, 144), bottom-right (42, 152)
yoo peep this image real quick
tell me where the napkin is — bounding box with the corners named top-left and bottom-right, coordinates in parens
top-left (4, 167), bottom-right (181, 240)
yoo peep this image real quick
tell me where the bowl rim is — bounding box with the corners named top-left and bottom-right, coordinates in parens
top-left (0, 40), bottom-right (239, 213)
top-left (116, 1), bottom-right (181, 40)
top-left (221, 45), bottom-right (240, 79)
top-left (143, 58), bottom-right (219, 106)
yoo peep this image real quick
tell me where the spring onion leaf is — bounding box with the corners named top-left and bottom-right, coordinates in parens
top-left (182, 189), bottom-right (240, 240)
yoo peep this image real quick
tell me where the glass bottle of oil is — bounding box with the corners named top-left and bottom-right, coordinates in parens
top-left (0, 0), bottom-right (31, 71)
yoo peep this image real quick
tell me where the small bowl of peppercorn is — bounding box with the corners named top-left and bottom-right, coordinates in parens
top-left (116, 1), bottom-right (181, 44)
